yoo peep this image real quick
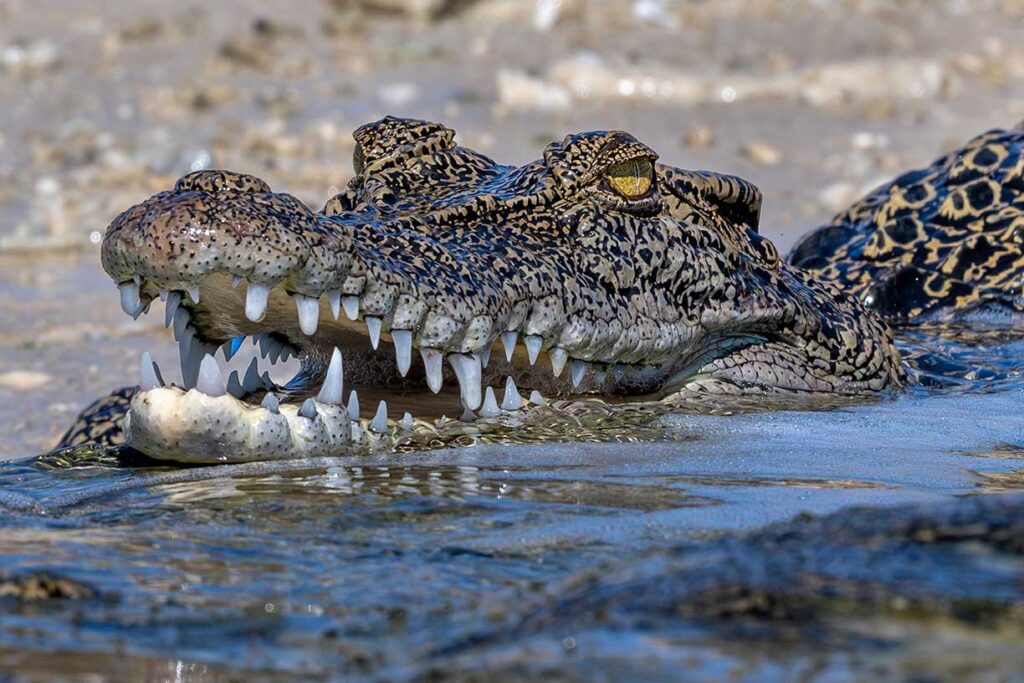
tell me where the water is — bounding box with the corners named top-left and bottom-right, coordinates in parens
top-left (0, 334), bottom-right (1022, 680)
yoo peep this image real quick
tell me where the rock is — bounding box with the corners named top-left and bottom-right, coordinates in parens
top-left (740, 141), bottom-right (783, 166)
top-left (0, 371), bottom-right (53, 391)
top-left (496, 70), bottom-right (572, 113)
top-left (682, 126), bottom-right (715, 149)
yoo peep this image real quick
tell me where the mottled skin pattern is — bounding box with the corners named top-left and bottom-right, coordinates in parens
top-left (791, 121), bottom-right (1024, 323)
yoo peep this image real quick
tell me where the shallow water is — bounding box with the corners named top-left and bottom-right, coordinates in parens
top-left (0, 330), bottom-right (1023, 680)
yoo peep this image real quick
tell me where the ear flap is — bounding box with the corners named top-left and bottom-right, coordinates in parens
top-left (663, 169), bottom-right (762, 232)
top-left (352, 116), bottom-right (456, 175)
top-left (543, 131), bottom-right (658, 196)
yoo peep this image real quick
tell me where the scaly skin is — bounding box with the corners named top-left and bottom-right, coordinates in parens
top-left (65, 117), bottom-right (907, 460)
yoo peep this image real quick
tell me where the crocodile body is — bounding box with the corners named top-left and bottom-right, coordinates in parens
top-left (57, 118), bottom-right (1024, 462)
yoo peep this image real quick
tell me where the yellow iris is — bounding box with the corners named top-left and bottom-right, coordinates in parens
top-left (606, 158), bottom-right (654, 198)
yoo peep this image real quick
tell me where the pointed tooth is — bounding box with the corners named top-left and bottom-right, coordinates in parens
top-left (370, 400), bottom-right (388, 433)
top-left (365, 316), bottom-right (382, 350)
top-left (225, 336), bottom-right (245, 361)
top-left (501, 331), bottom-right (517, 362)
top-left (242, 357), bottom-right (263, 392)
top-left (524, 335), bottom-right (543, 365)
top-left (294, 294), bottom-right (320, 335)
top-left (195, 353), bottom-right (226, 397)
top-left (187, 285), bottom-right (201, 304)
top-left (570, 360), bottom-right (587, 389)
top-left (172, 307), bottom-right (190, 340)
top-left (347, 390), bottom-right (360, 421)
top-left (245, 282), bottom-right (270, 322)
top-left (480, 343), bottom-right (492, 369)
top-left (317, 348), bottom-right (344, 405)
top-left (327, 290), bottom-right (341, 320)
top-left (421, 348), bottom-right (443, 393)
top-left (460, 404), bottom-right (477, 423)
top-left (226, 370), bottom-right (244, 398)
top-left (392, 330), bottom-right (413, 377)
top-left (119, 280), bottom-right (141, 318)
top-left (139, 351), bottom-right (162, 390)
top-left (479, 386), bottom-right (501, 418)
top-left (261, 393), bottom-right (279, 413)
top-left (178, 330), bottom-right (203, 388)
top-left (399, 412), bottom-right (414, 431)
top-left (529, 390), bottom-right (546, 406)
top-left (436, 415), bottom-right (448, 429)
top-left (501, 377), bottom-right (523, 411)
top-left (164, 291), bottom-right (182, 328)
top-left (549, 347), bottom-right (568, 377)
top-left (449, 353), bottom-right (482, 410)
top-left (230, 275), bottom-right (242, 289)
top-left (158, 289), bottom-right (168, 302)
top-left (342, 296), bottom-right (359, 321)
top-left (297, 398), bottom-right (317, 419)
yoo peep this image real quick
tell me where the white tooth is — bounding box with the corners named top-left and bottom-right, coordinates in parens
top-left (524, 335), bottom-right (543, 365)
top-left (327, 290), bottom-right (341, 320)
top-left (392, 330), bottom-right (413, 376)
top-left (370, 400), bottom-right (388, 433)
top-left (230, 275), bottom-right (242, 289)
top-left (159, 289), bottom-right (168, 302)
top-left (479, 386), bottom-right (501, 418)
top-left (529, 390), bottom-right (545, 406)
top-left (299, 398), bottom-right (318, 419)
top-left (501, 376), bottom-right (523, 411)
top-left (172, 307), bottom-right (190, 340)
top-left (449, 353), bottom-right (482, 410)
top-left (501, 331), bottom-right (517, 362)
top-left (549, 347), bottom-right (568, 377)
top-left (399, 412), bottom-right (413, 432)
top-left (342, 295), bottom-right (359, 321)
top-left (261, 392), bottom-right (280, 413)
top-left (226, 370), bottom-right (244, 397)
top-left (436, 415), bottom-right (448, 429)
top-left (133, 273), bottom-right (142, 286)
top-left (294, 294), bottom-right (320, 335)
top-left (195, 353), bottom-right (226, 397)
top-left (164, 291), bottom-right (182, 328)
top-left (242, 357), bottom-right (263, 392)
top-left (570, 360), bottom-right (587, 389)
top-left (460, 404), bottom-right (477, 423)
top-left (317, 348), bottom-right (344, 405)
top-left (187, 285), bottom-right (201, 304)
top-left (480, 343), bottom-right (492, 369)
top-left (347, 390), bottom-right (360, 421)
top-left (245, 282), bottom-right (270, 322)
top-left (119, 280), bottom-right (141, 318)
top-left (421, 348), bottom-right (443, 393)
top-left (365, 316), bottom-right (382, 349)
top-left (139, 351), bottom-right (162, 390)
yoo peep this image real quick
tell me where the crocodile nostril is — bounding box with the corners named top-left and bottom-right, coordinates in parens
top-left (173, 170), bottom-right (272, 195)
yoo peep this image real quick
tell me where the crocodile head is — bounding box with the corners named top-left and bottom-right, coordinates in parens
top-left (98, 116), bottom-right (903, 462)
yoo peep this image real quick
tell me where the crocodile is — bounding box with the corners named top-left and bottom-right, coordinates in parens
top-left (56, 117), bottom-right (1024, 463)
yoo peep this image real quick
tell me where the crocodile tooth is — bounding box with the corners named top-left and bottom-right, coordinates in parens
top-left (241, 357), bottom-right (263, 393)
top-left (245, 282), bottom-right (270, 322)
top-left (230, 275), bottom-right (242, 289)
top-left (196, 353), bottom-right (226, 397)
top-left (449, 353), bottom-right (482, 410)
top-left (388, 330), bottom-right (412, 377)
top-left (187, 285), bottom-right (201, 305)
top-left (436, 415), bottom-right (448, 429)
top-left (342, 296), bottom-right (359, 321)
top-left (298, 398), bottom-right (318, 419)
top-left (460, 404), bottom-right (477, 422)
top-left (226, 370), bottom-right (244, 398)
top-left (172, 307), bottom-right (190, 341)
top-left (501, 331), bottom-right (517, 362)
top-left (549, 347), bottom-right (568, 377)
top-left (347, 390), bottom-right (360, 421)
top-left (370, 400), bottom-right (388, 433)
top-left (399, 412), bottom-right (414, 432)
top-left (529, 390), bottom-right (545, 406)
top-left (365, 316), bottom-right (382, 350)
top-left (294, 294), bottom-right (320, 335)
top-left (139, 351), bottom-right (162, 390)
top-left (570, 360), bottom-right (587, 389)
top-left (261, 392), bottom-right (279, 414)
top-left (119, 280), bottom-right (141, 318)
top-left (421, 347), bottom-right (443, 393)
top-left (164, 291), bottom-right (182, 328)
top-left (479, 386), bottom-right (501, 418)
top-left (524, 335), bottom-right (543, 365)
top-left (317, 347), bottom-right (344, 405)
top-left (480, 343), bottom-right (492, 369)
top-left (501, 376), bottom-right (523, 411)
top-left (177, 326), bottom-right (195, 364)
top-left (327, 290), bottom-right (341, 320)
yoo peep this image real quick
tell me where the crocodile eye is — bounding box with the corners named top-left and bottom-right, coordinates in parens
top-left (606, 157), bottom-right (654, 198)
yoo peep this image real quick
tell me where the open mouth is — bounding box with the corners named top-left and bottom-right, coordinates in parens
top-left (116, 272), bottom-right (608, 462)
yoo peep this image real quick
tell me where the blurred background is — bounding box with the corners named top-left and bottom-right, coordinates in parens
top-left (0, 0), bottom-right (1022, 457)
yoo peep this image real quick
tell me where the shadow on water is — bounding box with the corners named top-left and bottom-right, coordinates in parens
top-left (0, 326), bottom-right (1022, 680)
